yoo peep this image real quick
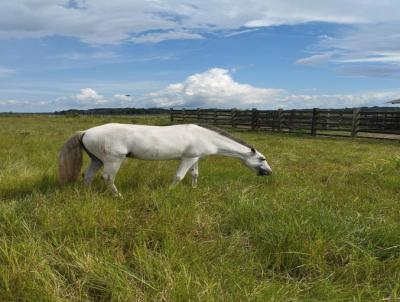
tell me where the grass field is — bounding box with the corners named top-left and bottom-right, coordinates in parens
top-left (0, 115), bottom-right (400, 301)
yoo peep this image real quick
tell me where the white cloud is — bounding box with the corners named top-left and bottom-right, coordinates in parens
top-left (1, 71), bottom-right (400, 112)
top-left (75, 88), bottom-right (108, 104)
top-left (296, 53), bottom-right (332, 65)
top-left (0, 66), bottom-right (15, 77)
top-left (320, 23), bottom-right (400, 59)
top-left (147, 68), bottom-right (284, 107)
top-left (337, 52), bottom-right (400, 64)
top-left (131, 30), bottom-right (203, 43)
top-left (0, 99), bottom-right (28, 106)
top-left (282, 91), bottom-right (400, 109)
top-left (224, 28), bottom-right (260, 37)
top-left (298, 22), bottom-right (400, 76)
top-left (144, 68), bottom-right (400, 109)
top-left (1, 1), bottom-right (400, 45)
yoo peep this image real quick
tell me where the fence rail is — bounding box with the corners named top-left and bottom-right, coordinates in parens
top-left (170, 108), bottom-right (400, 137)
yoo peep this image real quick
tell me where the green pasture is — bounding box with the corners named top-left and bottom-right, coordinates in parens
top-left (0, 115), bottom-right (399, 301)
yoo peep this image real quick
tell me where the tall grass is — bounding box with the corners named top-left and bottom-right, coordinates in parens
top-left (0, 115), bottom-right (399, 301)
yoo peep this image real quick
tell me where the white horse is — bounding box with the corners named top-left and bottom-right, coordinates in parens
top-left (59, 123), bottom-right (272, 196)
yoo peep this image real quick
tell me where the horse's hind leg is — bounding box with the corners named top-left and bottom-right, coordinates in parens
top-left (190, 161), bottom-right (199, 188)
top-left (84, 158), bottom-right (103, 186)
top-left (102, 158), bottom-right (124, 197)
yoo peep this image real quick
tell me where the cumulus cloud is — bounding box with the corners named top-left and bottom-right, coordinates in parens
top-left (142, 68), bottom-right (400, 109)
top-left (1, 1), bottom-right (400, 45)
top-left (147, 68), bottom-right (284, 107)
top-left (75, 88), bottom-right (108, 104)
top-left (0, 88), bottom-right (136, 111)
top-left (1, 76), bottom-right (400, 112)
top-left (60, 70), bottom-right (396, 111)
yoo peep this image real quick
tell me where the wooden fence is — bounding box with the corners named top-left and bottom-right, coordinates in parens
top-left (170, 108), bottom-right (400, 137)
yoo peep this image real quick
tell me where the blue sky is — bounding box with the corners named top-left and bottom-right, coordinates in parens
top-left (1, 0), bottom-right (400, 112)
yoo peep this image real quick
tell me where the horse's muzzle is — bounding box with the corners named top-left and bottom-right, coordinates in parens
top-left (257, 169), bottom-right (272, 176)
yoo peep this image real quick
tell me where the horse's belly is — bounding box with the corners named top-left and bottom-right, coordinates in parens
top-left (129, 141), bottom-right (190, 160)
top-left (132, 149), bottom-right (182, 160)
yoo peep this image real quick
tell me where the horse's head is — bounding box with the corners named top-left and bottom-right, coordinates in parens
top-left (242, 148), bottom-right (272, 176)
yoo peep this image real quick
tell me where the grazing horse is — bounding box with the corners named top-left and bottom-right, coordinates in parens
top-left (59, 123), bottom-right (272, 196)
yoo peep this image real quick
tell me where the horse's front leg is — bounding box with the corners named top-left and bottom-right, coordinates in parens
top-left (190, 161), bottom-right (199, 188)
top-left (172, 157), bottom-right (199, 187)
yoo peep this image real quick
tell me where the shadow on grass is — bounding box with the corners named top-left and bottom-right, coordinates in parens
top-left (0, 174), bottom-right (61, 200)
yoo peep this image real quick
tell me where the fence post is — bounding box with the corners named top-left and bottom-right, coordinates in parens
top-left (288, 110), bottom-right (295, 131)
top-left (311, 108), bottom-right (319, 136)
top-left (271, 111), bottom-right (275, 131)
top-left (326, 111), bottom-right (330, 129)
top-left (277, 109), bottom-right (283, 132)
top-left (213, 109), bottom-right (217, 125)
top-left (351, 108), bottom-right (360, 137)
top-left (170, 108), bottom-right (174, 122)
top-left (251, 108), bottom-right (258, 130)
top-left (182, 108), bottom-right (185, 123)
top-left (383, 112), bottom-right (387, 129)
top-left (197, 108), bottom-right (201, 122)
top-left (231, 108), bottom-right (237, 128)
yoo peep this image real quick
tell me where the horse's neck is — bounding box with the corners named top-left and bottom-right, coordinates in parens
top-left (211, 134), bottom-right (250, 160)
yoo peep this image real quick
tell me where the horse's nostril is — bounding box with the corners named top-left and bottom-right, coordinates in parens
top-left (257, 169), bottom-right (272, 176)
top-left (257, 169), bottom-right (267, 176)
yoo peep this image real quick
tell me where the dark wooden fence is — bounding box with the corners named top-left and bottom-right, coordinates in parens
top-left (170, 108), bottom-right (400, 137)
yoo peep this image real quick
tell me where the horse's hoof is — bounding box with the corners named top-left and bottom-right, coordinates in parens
top-left (111, 192), bottom-right (123, 198)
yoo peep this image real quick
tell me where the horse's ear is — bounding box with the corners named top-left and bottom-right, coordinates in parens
top-left (251, 148), bottom-right (256, 153)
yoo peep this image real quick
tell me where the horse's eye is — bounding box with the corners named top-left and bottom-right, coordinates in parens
top-left (259, 157), bottom-right (266, 161)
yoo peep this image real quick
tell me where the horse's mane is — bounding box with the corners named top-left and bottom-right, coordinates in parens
top-left (198, 124), bottom-right (254, 150)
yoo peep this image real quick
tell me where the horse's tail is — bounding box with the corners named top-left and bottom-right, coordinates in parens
top-left (58, 131), bottom-right (85, 185)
